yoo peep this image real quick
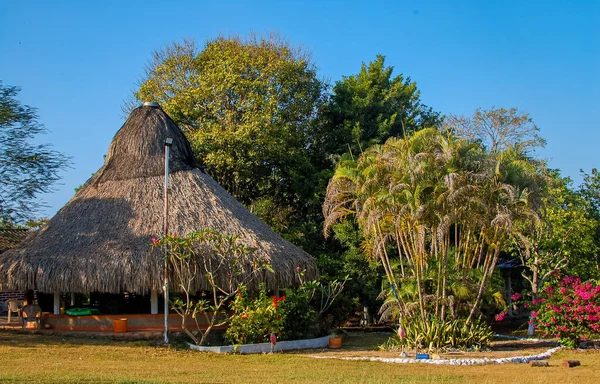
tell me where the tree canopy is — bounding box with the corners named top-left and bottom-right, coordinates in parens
top-left (0, 82), bottom-right (70, 223)
top-left (323, 127), bottom-right (544, 326)
top-left (446, 107), bottom-right (546, 156)
top-left (321, 54), bottom-right (441, 157)
top-left (131, 36), bottom-right (327, 237)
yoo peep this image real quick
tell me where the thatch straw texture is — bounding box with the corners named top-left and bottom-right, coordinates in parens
top-left (0, 229), bottom-right (30, 253)
top-left (0, 105), bottom-right (316, 293)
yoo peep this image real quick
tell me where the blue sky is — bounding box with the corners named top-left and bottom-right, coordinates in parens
top-left (1, 1), bottom-right (598, 218)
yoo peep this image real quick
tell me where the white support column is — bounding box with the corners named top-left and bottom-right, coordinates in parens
top-left (151, 289), bottom-right (158, 314)
top-left (53, 292), bottom-right (60, 315)
top-left (70, 292), bottom-right (75, 307)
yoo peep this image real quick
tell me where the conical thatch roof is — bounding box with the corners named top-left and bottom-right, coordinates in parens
top-left (0, 104), bottom-right (316, 294)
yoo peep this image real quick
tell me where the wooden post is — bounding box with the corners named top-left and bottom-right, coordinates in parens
top-left (151, 289), bottom-right (158, 314)
top-left (507, 273), bottom-right (513, 316)
top-left (53, 292), bottom-right (60, 314)
top-left (561, 360), bottom-right (581, 368)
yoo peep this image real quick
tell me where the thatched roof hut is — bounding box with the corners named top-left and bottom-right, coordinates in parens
top-left (0, 104), bottom-right (316, 294)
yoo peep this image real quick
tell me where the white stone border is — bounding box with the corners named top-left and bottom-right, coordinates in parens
top-left (308, 346), bottom-right (563, 366)
top-left (189, 334), bottom-right (331, 354)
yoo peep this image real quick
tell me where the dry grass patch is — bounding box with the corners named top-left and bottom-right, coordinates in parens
top-left (0, 331), bottom-right (599, 383)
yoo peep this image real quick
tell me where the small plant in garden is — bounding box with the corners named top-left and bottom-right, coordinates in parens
top-left (225, 284), bottom-right (286, 345)
top-left (151, 229), bottom-right (272, 346)
top-left (381, 317), bottom-right (493, 351)
top-left (531, 276), bottom-right (600, 348)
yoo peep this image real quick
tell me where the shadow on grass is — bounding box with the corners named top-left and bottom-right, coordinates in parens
top-left (0, 329), bottom-right (162, 349)
top-left (492, 340), bottom-right (559, 350)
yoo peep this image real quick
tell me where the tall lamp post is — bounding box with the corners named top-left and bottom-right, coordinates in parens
top-left (163, 137), bottom-right (173, 344)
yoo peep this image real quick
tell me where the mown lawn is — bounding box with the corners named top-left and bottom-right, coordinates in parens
top-left (0, 332), bottom-right (599, 383)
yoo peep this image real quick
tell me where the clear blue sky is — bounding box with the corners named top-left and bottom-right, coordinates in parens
top-left (1, 0), bottom-right (598, 218)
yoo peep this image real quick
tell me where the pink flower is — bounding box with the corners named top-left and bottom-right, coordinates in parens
top-left (511, 292), bottom-right (522, 301)
top-left (152, 238), bottom-right (158, 244)
top-left (495, 312), bottom-right (507, 322)
top-left (531, 311), bottom-right (538, 319)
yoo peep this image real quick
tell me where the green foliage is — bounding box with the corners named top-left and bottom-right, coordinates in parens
top-left (323, 127), bottom-right (543, 327)
top-left (578, 169), bottom-right (600, 278)
top-left (224, 270), bottom-right (348, 343)
top-left (322, 54), bottom-right (441, 157)
top-left (0, 82), bottom-right (70, 223)
top-left (151, 229), bottom-right (272, 345)
top-left (381, 317), bottom-right (493, 351)
top-left (225, 284), bottom-right (285, 345)
top-left (278, 285), bottom-right (316, 340)
top-left (326, 220), bottom-right (382, 311)
top-left (378, 263), bottom-right (507, 324)
top-left (510, 169), bottom-right (599, 310)
top-left (131, 36), bottom-right (328, 240)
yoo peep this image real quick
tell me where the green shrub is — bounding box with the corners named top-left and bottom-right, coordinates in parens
top-left (381, 317), bottom-right (493, 351)
top-left (224, 284), bottom-right (285, 345)
top-left (278, 287), bottom-right (315, 340)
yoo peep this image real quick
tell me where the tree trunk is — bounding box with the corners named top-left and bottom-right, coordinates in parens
top-left (528, 258), bottom-right (540, 336)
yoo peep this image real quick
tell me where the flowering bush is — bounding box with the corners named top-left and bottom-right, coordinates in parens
top-left (532, 276), bottom-right (600, 348)
top-left (225, 284), bottom-right (285, 345)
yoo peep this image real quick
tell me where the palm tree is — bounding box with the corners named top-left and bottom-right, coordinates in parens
top-left (323, 128), bottom-right (543, 327)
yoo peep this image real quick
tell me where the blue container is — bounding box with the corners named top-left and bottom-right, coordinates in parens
top-left (415, 353), bottom-right (430, 360)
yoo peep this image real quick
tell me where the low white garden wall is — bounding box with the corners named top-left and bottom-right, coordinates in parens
top-left (189, 334), bottom-right (331, 354)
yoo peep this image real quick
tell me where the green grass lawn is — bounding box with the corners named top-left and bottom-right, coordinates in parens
top-left (1, 331), bottom-right (599, 383)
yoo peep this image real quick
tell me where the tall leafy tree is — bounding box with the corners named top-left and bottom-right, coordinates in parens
top-left (0, 82), bottom-right (70, 223)
top-left (130, 35), bottom-right (328, 242)
top-left (317, 55), bottom-right (441, 315)
top-left (512, 170), bottom-right (598, 298)
top-left (576, 168), bottom-right (600, 278)
top-left (321, 54), bottom-right (441, 157)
